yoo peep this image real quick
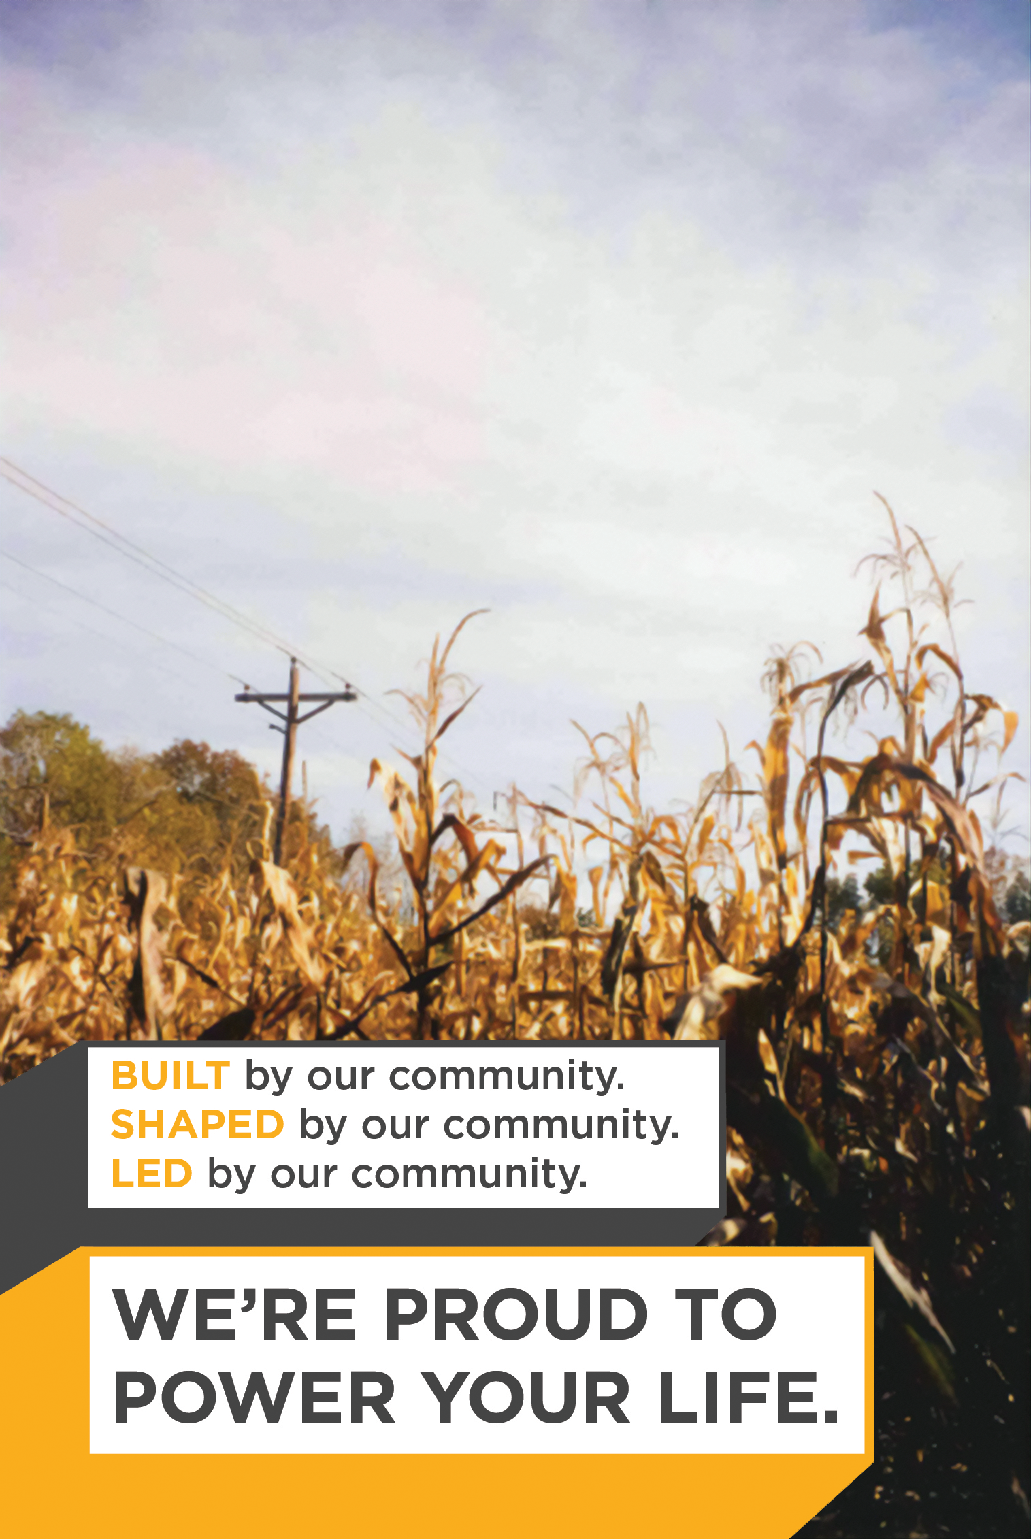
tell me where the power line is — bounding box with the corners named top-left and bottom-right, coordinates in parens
top-left (0, 579), bottom-right (202, 694)
top-left (0, 456), bottom-right (421, 739)
top-left (1, 457), bottom-right (492, 793)
top-left (0, 457), bottom-right (324, 673)
top-left (0, 546), bottom-right (247, 686)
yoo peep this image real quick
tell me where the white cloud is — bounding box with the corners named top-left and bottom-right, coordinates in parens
top-left (1, 1), bottom-right (1027, 839)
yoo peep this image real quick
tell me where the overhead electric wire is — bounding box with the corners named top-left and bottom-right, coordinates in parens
top-left (2, 458), bottom-right (425, 746)
top-left (0, 546), bottom-right (248, 687)
top-left (1, 457), bottom-right (493, 793)
top-left (0, 457), bottom-right (328, 675)
top-left (1, 457), bottom-right (422, 741)
top-left (0, 580), bottom-right (203, 695)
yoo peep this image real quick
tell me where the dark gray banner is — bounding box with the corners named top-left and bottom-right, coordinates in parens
top-left (0, 1040), bottom-right (725, 1294)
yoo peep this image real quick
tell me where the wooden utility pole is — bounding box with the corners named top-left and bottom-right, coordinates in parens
top-left (235, 659), bottom-right (356, 865)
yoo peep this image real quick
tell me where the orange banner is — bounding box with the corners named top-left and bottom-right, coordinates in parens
top-left (1, 1246), bottom-right (873, 1539)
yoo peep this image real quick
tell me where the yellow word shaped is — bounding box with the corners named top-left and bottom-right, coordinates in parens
top-left (111, 1108), bottom-right (284, 1139)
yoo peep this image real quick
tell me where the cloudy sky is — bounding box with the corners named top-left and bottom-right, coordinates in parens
top-left (1, 0), bottom-right (1028, 845)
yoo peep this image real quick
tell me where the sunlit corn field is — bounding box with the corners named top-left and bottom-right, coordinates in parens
top-left (2, 507), bottom-right (1028, 1536)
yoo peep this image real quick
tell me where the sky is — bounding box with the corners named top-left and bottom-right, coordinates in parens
top-left (1, 0), bottom-right (1028, 852)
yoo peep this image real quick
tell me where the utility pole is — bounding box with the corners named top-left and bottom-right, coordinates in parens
top-left (235, 659), bottom-right (356, 865)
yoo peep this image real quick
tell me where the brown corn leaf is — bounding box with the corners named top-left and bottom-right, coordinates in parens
top-left (872, 1231), bottom-right (954, 1353)
top-left (124, 867), bottom-right (173, 1039)
top-left (254, 860), bottom-right (325, 987)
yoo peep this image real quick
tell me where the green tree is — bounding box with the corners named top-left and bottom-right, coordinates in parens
top-left (825, 872), bottom-right (862, 929)
top-left (0, 710), bottom-right (351, 899)
top-left (1004, 869), bottom-right (1030, 925)
top-left (114, 739), bottom-right (270, 880)
top-left (0, 710), bottom-right (123, 903)
top-left (863, 863), bottom-right (895, 907)
top-left (0, 710), bottom-right (120, 842)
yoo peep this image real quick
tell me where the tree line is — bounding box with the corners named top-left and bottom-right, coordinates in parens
top-left (0, 708), bottom-right (341, 904)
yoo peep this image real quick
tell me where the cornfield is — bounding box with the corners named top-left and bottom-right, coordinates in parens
top-left (2, 506), bottom-right (1028, 1538)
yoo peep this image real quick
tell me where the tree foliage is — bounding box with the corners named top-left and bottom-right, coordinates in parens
top-left (0, 717), bottom-right (338, 903)
top-left (0, 710), bottom-right (120, 843)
